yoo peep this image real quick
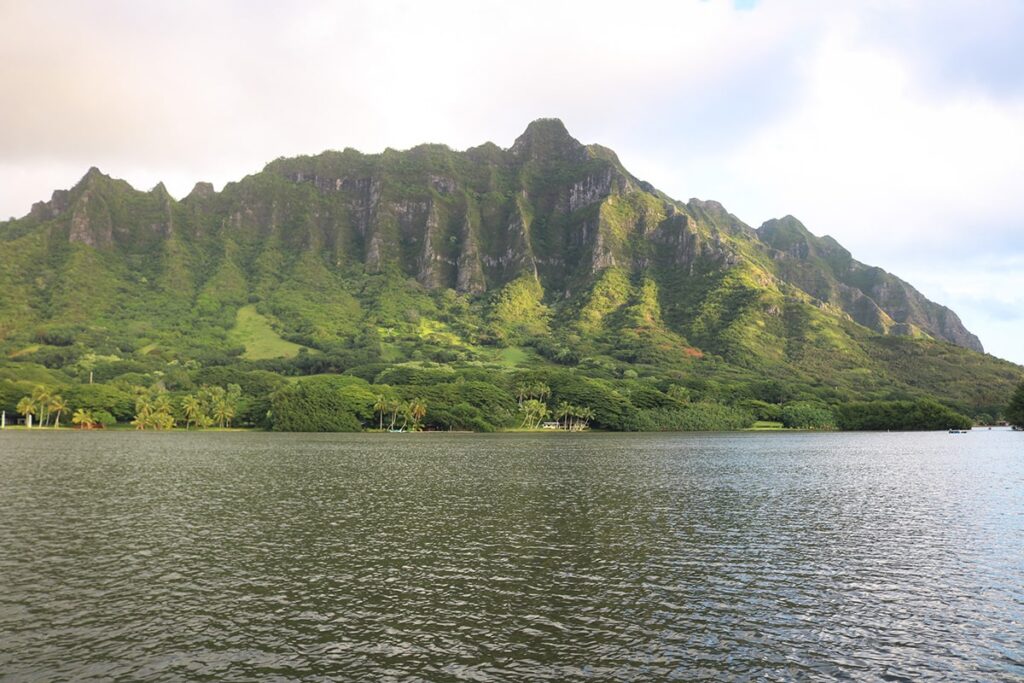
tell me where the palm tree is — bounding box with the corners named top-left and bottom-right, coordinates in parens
top-left (519, 399), bottom-right (537, 428)
top-left (130, 386), bottom-right (177, 430)
top-left (155, 411), bottom-right (176, 430)
top-left (515, 383), bottom-right (530, 406)
top-left (72, 408), bottom-right (95, 429)
top-left (556, 401), bottom-right (572, 430)
top-left (409, 399), bottom-right (427, 430)
top-left (575, 405), bottom-right (589, 431)
top-left (153, 392), bottom-right (173, 416)
top-left (181, 394), bottom-right (202, 430)
top-left (50, 395), bottom-right (68, 429)
top-left (520, 399), bottom-right (549, 430)
top-left (133, 395), bottom-right (152, 429)
top-left (203, 386), bottom-right (223, 416)
top-left (388, 400), bottom-right (402, 430)
top-left (212, 397), bottom-right (234, 428)
top-left (373, 394), bottom-right (388, 431)
top-left (31, 386), bottom-right (51, 426)
top-left (399, 402), bottom-right (412, 432)
top-left (16, 396), bottom-right (37, 428)
top-left (533, 402), bottom-right (550, 430)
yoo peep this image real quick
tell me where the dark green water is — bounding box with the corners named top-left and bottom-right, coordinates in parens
top-left (1, 430), bottom-right (1022, 681)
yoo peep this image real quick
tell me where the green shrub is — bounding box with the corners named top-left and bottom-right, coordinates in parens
top-left (64, 383), bottom-right (135, 421)
top-left (836, 399), bottom-right (971, 431)
top-left (92, 410), bottom-right (117, 427)
top-left (780, 401), bottom-right (836, 430)
top-left (1007, 382), bottom-right (1024, 428)
top-left (269, 376), bottom-right (369, 432)
top-left (738, 399), bottom-right (782, 422)
top-left (638, 403), bottom-right (754, 431)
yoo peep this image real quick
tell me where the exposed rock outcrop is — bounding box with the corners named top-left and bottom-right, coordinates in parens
top-left (0, 119), bottom-right (986, 354)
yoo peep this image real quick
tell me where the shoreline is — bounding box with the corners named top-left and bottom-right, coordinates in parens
top-left (3, 426), bottom-right (1007, 434)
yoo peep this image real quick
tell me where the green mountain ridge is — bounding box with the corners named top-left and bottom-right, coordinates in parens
top-left (1, 118), bottom-right (1020, 426)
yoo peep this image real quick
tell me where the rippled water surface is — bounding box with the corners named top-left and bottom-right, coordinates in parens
top-left (1, 430), bottom-right (1022, 681)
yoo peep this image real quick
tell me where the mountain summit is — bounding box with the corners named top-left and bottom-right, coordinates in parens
top-left (510, 117), bottom-right (588, 162)
top-left (0, 119), bottom-right (1015, 416)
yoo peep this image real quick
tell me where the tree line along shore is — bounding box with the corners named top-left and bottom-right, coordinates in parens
top-left (5, 364), bottom-right (1021, 432)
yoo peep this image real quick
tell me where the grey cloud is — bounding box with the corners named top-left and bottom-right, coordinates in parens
top-left (858, 1), bottom-right (1024, 99)
top-left (625, 40), bottom-right (809, 156)
top-left (960, 298), bottom-right (1024, 322)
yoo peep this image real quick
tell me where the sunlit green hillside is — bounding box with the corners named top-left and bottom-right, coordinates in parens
top-left (1, 119), bottom-right (1020, 431)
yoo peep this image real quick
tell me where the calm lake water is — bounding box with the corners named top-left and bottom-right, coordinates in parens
top-left (1, 430), bottom-right (1022, 681)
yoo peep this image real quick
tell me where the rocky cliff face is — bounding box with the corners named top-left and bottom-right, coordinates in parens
top-left (0, 118), bottom-right (984, 356)
top-left (757, 216), bottom-right (983, 352)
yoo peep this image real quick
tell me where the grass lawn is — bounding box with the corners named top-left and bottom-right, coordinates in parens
top-left (417, 319), bottom-right (466, 347)
top-left (492, 346), bottom-right (534, 367)
top-left (748, 421), bottom-right (785, 430)
top-left (229, 305), bottom-right (306, 360)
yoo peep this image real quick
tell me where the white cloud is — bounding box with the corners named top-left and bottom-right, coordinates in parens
top-left (699, 9), bottom-right (1024, 363)
top-left (722, 24), bottom-right (1024, 257)
top-left (899, 256), bottom-right (1024, 364)
top-left (0, 0), bottom-right (812, 209)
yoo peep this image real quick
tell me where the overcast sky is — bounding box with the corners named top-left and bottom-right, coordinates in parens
top-left (1, 0), bottom-right (1021, 364)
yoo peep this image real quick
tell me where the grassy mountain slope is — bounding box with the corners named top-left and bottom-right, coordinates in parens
top-left (0, 119), bottom-right (1019, 423)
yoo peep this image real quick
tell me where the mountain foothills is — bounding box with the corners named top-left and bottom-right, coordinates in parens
top-left (1, 119), bottom-right (1021, 431)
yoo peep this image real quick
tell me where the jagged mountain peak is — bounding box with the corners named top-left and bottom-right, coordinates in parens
top-left (758, 216), bottom-right (816, 250)
top-left (517, 116), bottom-right (572, 139)
top-left (67, 166), bottom-right (142, 203)
top-left (758, 216), bottom-right (858, 262)
top-left (185, 181), bottom-right (216, 200)
top-left (510, 118), bottom-right (587, 162)
top-left (150, 181), bottom-right (171, 197)
top-left (73, 166), bottom-right (110, 190)
top-left (0, 120), bottom-right (989, 360)
top-left (760, 214), bottom-right (805, 231)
